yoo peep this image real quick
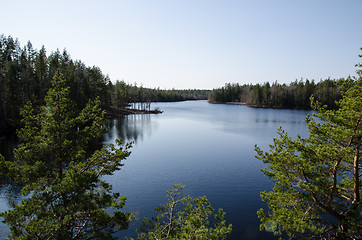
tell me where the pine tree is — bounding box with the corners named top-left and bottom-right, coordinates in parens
top-left (255, 66), bottom-right (361, 239)
top-left (136, 184), bottom-right (232, 240)
top-left (0, 69), bottom-right (133, 239)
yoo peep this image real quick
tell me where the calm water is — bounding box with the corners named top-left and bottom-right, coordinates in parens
top-left (0, 100), bottom-right (312, 239)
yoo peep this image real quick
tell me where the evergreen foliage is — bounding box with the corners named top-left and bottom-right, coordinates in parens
top-left (0, 70), bottom-right (133, 239)
top-left (0, 34), bottom-right (209, 133)
top-left (135, 184), bottom-right (232, 240)
top-left (255, 61), bottom-right (361, 239)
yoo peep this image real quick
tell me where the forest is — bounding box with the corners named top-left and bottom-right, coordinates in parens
top-left (0, 35), bottom-right (210, 133)
top-left (209, 79), bottom-right (342, 109)
top-left (1, 34), bottom-right (346, 134)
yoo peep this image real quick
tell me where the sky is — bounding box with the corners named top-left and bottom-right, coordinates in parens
top-left (1, 0), bottom-right (361, 90)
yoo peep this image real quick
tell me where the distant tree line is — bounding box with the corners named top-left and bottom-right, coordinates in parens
top-left (0, 35), bottom-right (209, 133)
top-left (209, 79), bottom-right (342, 109)
top-left (112, 80), bottom-right (210, 111)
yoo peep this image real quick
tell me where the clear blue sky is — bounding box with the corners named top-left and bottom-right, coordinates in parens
top-left (1, 0), bottom-right (361, 89)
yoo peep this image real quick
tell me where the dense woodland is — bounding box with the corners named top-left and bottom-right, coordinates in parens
top-left (209, 79), bottom-right (342, 109)
top-left (0, 35), bottom-right (209, 133)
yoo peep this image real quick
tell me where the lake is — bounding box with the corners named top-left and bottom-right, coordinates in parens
top-left (0, 100), bottom-right (312, 239)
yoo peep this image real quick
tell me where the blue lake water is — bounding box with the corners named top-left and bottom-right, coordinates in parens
top-left (102, 100), bottom-right (312, 239)
top-left (0, 100), bottom-right (312, 239)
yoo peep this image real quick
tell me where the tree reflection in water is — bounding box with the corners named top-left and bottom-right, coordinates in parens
top-left (102, 114), bottom-right (157, 145)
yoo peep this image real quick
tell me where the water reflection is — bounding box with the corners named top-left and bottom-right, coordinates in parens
top-left (253, 108), bottom-right (312, 125)
top-left (0, 133), bottom-right (18, 161)
top-left (102, 114), bottom-right (158, 145)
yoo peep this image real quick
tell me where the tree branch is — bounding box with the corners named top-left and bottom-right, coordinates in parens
top-left (353, 138), bottom-right (360, 204)
top-left (302, 170), bottom-right (341, 220)
top-left (327, 158), bottom-right (342, 208)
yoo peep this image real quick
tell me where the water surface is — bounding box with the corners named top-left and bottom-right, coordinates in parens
top-left (0, 100), bottom-right (312, 239)
top-left (102, 101), bottom-right (311, 239)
